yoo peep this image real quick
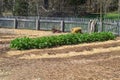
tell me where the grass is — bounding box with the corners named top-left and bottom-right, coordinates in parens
top-left (80, 13), bottom-right (100, 18)
top-left (104, 12), bottom-right (120, 19)
top-left (80, 12), bottom-right (120, 19)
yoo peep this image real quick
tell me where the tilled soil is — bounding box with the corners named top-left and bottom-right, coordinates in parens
top-left (0, 51), bottom-right (120, 80)
top-left (0, 43), bottom-right (120, 80)
top-left (0, 29), bottom-right (120, 80)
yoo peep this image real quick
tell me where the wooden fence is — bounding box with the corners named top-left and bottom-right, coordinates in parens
top-left (0, 16), bottom-right (120, 35)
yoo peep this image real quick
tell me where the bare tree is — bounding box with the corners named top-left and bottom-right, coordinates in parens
top-left (0, 0), bottom-right (119, 17)
top-left (119, 0), bottom-right (120, 19)
top-left (0, 0), bottom-right (3, 16)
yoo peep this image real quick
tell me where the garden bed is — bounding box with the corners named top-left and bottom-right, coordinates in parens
top-left (10, 32), bottom-right (116, 50)
top-left (0, 28), bottom-right (120, 80)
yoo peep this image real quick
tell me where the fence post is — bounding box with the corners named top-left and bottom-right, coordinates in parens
top-left (118, 21), bottom-right (120, 36)
top-left (60, 20), bottom-right (65, 32)
top-left (36, 19), bottom-right (40, 30)
top-left (14, 18), bottom-right (17, 29)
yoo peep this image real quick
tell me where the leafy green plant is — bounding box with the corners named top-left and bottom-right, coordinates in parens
top-left (10, 37), bottom-right (34, 50)
top-left (10, 32), bottom-right (116, 50)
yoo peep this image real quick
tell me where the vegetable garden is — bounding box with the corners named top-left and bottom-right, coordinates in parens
top-left (0, 28), bottom-right (120, 80)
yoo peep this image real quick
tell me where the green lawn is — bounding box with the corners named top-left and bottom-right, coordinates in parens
top-left (104, 12), bottom-right (120, 19)
top-left (80, 12), bottom-right (120, 20)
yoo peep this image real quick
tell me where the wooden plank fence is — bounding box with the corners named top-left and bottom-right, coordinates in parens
top-left (0, 17), bottom-right (120, 35)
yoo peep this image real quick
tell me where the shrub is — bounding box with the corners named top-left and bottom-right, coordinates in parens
top-left (10, 32), bottom-right (116, 50)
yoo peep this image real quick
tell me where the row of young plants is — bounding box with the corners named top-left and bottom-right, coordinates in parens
top-left (10, 32), bottom-right (116, 50)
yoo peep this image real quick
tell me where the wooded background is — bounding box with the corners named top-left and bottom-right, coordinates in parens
top-left (0, 0), bottom-right (119, 17)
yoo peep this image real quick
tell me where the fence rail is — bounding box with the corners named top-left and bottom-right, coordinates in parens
top-left (0, 17), bottom-right (120, 35)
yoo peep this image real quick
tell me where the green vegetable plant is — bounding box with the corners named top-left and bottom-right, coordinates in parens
top-left (10, 32), bottom-right (116, 50)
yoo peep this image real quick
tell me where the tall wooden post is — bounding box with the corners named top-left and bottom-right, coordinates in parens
top-left (118, 0), bottom-right (120, 20)
top-left (14, 18), bottom-right (17, 29)
top-left (100, 0), bottom-right (103, 32)
top-left (118, 0), bottom-right (120, 36)
top-left (60, 20), bottom-right (65, 32)
top-left (36, 19), bottom-right (40, 30)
